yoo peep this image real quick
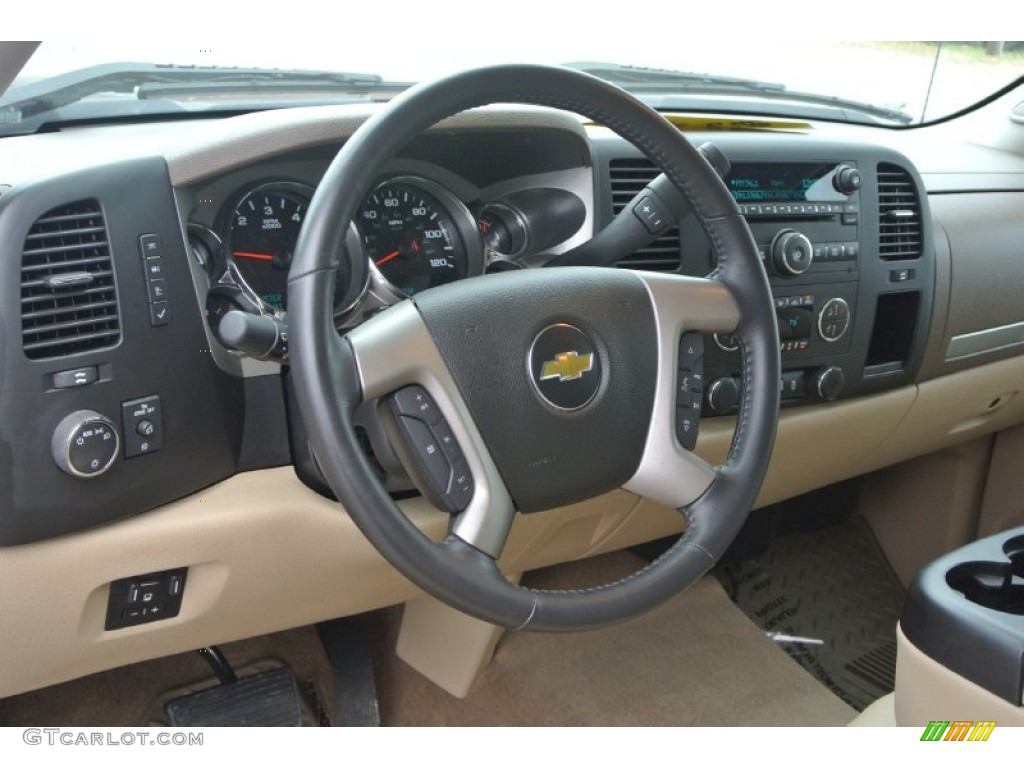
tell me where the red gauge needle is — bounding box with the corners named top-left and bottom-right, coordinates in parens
top-left (375, 249), bottom-right (401, 266)
top-left (233, 251), bottom-right (274, 262)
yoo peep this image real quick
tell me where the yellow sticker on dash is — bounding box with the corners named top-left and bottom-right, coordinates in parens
top-left (587, 115), bottom-right (812, 132)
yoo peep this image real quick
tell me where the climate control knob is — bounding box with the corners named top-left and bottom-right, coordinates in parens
top-left (51, 410), bottom-right (119, 478)
top-left (814, 367), bottom-right (846, 401)
top-left (818, 298), bottom-right (851, 342)
top-left (707, 377), bottom-right (740, 415)
top-left (770, 229), bottom-right (814, 276)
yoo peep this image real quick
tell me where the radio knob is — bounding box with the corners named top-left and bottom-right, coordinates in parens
top-left (707, 377), bottom-right (740, 415)
top-left (814, 366), bottom-right (846, 401)
top-left (771, 229), bottom-right (814, 276)
top-left (833, 165), bottom-right (863, 195)
top-left (51, 410), bottom-right (120, 478)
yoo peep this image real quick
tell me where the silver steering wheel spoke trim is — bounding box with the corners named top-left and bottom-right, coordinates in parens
top-left (622, 272), bottom-right (741, 510)
top-left (346, 300), bottom-right (517, 558)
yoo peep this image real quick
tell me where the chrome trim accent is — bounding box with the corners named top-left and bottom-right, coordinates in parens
top-left (946, 321), bottom-right (1024, 360)
top-left (347, 302), bottom-right (516, 558)
top-left (817, 298), bottom-right (850, 343)
top-left (355, 175), bottom-right (484, 298)
top-left (622, 273), bottom-right (739, 509)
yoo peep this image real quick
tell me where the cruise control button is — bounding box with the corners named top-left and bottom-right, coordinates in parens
top-left (444, 460), bottom-right (475, 512)
top-left (391, 386), bottom-right (441, 425)
top-left (399, 415), bottom-right (452, 493)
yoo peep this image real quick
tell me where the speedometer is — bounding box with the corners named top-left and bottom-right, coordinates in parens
top-left (358, 177), bottom-right (478, 296)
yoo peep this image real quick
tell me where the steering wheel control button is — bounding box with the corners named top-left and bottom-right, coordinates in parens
top-left (52, 365), bottom-right (99, 389)
top-left (388, 387), bottom-right (474, 514)
top-left (818, 298), bottom-right (851, 342)
top-left (528, 324), bottom-right (602, 411)
top-left (445, 461), bottom-right (475, 511)
top-left (430, 420), bottom-right (463, 463)
top-left (391, 385), bottom-right (442, 425)
top-left (121, 395), bottom-right (163, 458)
top-left (51, 410), bottom-right (120, 478)
top-left (674, 332), bottom-right (705, 450)
top-left (105, 567), bottom-right (187, 631)
top-left (678, 332), bottom-right (704, 369)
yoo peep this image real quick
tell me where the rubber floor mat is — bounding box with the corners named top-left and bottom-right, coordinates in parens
top-left (716, 515), bottom-right (904, 711)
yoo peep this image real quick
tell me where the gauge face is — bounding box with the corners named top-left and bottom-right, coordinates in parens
top-left (229, 185), bottom-right (309, 310)
top-left (358, 180), bottom-right (469, 296)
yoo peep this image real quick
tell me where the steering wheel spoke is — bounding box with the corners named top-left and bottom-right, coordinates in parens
top-left (623, 273), bottom-right (739, 508)
top-left (347, 300), bottom-right (516, 558)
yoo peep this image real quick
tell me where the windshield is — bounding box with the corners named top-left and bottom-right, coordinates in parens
top-left (4, 39), bottom-right (1022, 135)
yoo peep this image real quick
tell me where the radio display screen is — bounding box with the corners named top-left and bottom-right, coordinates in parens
top-left (726, 163), bottom-right (846, 203)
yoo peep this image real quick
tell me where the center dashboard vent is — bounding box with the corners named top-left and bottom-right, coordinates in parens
top-left (608, 158), bottom-right (682, 271)
top-left (20, 199), bottom-right (121, 360)
top-left (877, 163), bottom-right (922, 260)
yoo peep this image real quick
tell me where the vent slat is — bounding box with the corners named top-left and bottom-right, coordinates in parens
top-left (22, 299), bottom-right (120, 322)
top-left (22, 241), bottom-right (110, 259)
top-left (24, 225), bottom-right (107, 241)
top-left (609, 158), bottom-right (682, 272)
top-left (20, 199), bottom-right (121, 360)
top-left (876, 163), bottom-right (921, 261)
top-left (22, 329), bottom-right (122, 355)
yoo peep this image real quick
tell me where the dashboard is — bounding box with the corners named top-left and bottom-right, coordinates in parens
top-left (1, 99), bottom-right (1024, 697)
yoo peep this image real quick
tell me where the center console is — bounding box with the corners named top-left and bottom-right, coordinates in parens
top-left (595, 134), bottom-right (936, 416)
top-left (896, 526), bottom-right (1024, 725)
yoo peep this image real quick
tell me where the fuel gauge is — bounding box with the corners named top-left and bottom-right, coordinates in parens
top-left (478, 203), bottom-right (528, 258)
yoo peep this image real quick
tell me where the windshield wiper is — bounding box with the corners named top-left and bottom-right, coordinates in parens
top-left (0, 62), bottom-right (413, 120)
top-left (567, 62), bottom-right (914, 125)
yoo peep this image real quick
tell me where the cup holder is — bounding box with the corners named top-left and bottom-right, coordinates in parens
top-left (947, 560), bottom-right (1024, 615)
top-left (1003, 535), bottom-right (1024, 579)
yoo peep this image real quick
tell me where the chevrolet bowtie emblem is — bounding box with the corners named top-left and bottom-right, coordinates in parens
top-left (539, 351), bottom-right (595, 383)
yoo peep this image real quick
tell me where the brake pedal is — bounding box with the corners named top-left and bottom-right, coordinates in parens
top-left (164, 667), bottom-right (302, 727)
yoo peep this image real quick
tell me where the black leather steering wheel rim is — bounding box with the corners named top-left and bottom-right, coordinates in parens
top-left (288, 64), bottom-right (780, 631)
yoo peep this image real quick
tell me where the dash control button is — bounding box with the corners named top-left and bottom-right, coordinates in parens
top-left (121, 395), bottom-right (163, 458)
top-left (53, 365), bottom-right (98, 389)
top-left (139, 234), bottom-right (162, 259)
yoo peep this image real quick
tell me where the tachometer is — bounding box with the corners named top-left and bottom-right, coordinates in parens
top-left (357, 177), bottom-right (479, 296)
top-left (228, 182), bottom-right (311, 310)
top-left (225, 181), bottom-right (367, 316)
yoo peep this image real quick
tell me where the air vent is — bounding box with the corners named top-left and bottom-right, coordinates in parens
top-left (877, 163), bottom-right (922, 261)
top-left (20, 199), bottom-right (121, 359)
top-left (608, 158), bottom-right (682, 271)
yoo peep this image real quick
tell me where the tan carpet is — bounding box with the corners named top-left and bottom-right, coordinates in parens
top-left (1, 551), bottom-right (856, 727)
top-left (375, 551), bottom-right (857, 726)
top-left (0, 626), bottom-right (333, 727)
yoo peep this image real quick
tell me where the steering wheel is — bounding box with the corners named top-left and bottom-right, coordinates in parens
top-left (287, 65), bottom-right (780, 631)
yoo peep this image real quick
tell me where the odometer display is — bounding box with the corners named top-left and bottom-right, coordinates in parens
top-left (358, 179), bottom-right (469, 296)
